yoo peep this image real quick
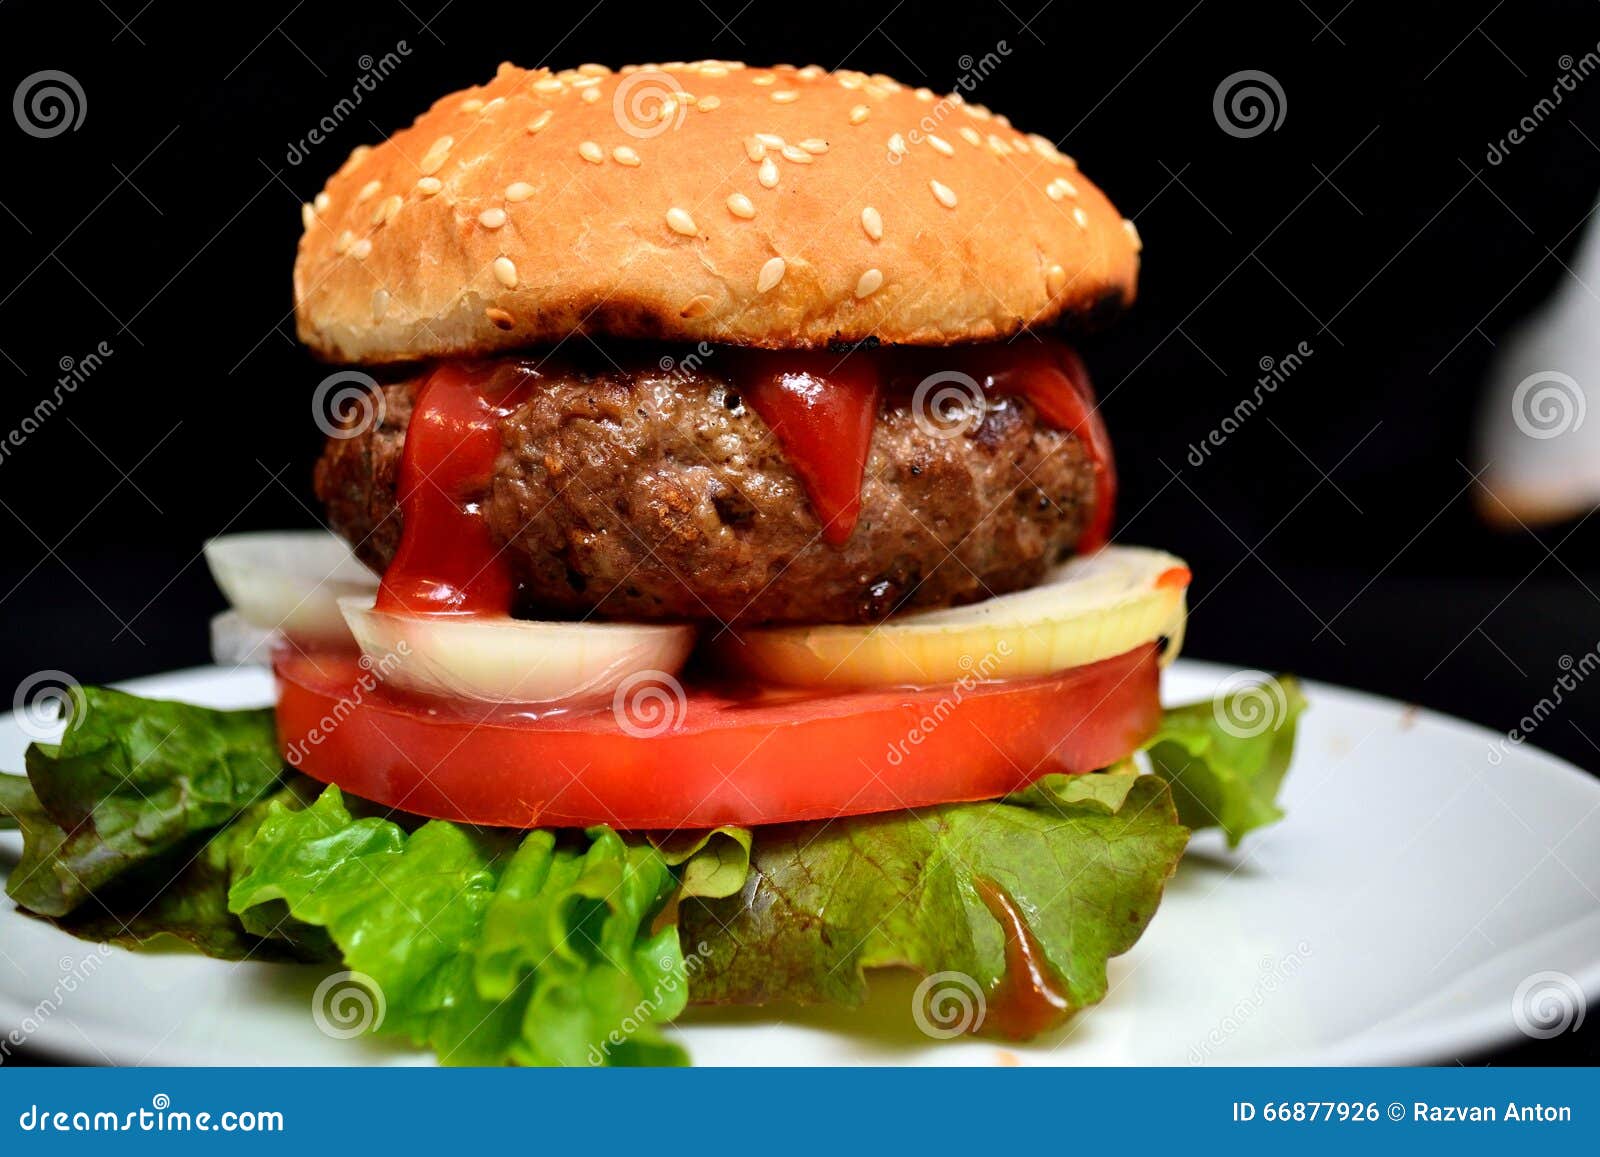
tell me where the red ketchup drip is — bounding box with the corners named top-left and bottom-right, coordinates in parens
top-left (974, 876), bottom-right (1073, 1039)
top-left (739, 339), bottom-right (1116, 551)
top-left (735, 352), bottom-right (881, 546)
top-left (970, 342), bottom-right (1117, 553)
top-left (374, 362), bottom-right (533, 616)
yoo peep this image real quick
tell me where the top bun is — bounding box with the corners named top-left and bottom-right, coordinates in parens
top-left (294, 61), bottom-right (1141, 362)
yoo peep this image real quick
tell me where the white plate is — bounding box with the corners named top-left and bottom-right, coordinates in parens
top-left (1, 661), bottom-right (1597, 1066)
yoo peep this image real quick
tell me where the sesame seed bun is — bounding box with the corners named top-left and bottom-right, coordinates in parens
top-left (293, 61), bottom-right (1141, 361)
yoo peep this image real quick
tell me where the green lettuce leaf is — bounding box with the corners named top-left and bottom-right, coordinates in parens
top-left (651, 826), bottom-right (753, 899)
top-left (3, 687), bottom-right (282, 917)
top-left (229, 787), bottom-right (690, 1067)
top-left (1145, 676), bottom-right (1306, 847)
top-left (1, 769), bottom-right (329, 962)
top-left (680, 774), bottom-right (1188, 1037)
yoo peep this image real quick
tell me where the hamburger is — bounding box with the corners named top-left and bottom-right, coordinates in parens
top-left (0, 61), bottom-right (1303, 1067)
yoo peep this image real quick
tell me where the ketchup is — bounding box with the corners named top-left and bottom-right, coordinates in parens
top-left (975, 875), bottom-right (1074, 1039)
top-left (734, 351), bottom-right (880, 546)
top-left (739, 339), bottom-right (1116, 550)
top-left (374, 361), bottom-right (534, 616)
top-left (372, 339), bottom-right (1115, 620)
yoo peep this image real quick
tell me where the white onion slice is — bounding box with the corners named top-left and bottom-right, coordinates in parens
top-left (340, 597), bottom-right (697, 705)
top-left (209, 611), bottom-right (280, 667)
top-left (715, 544), bottom-right (1190, 689)
top-left (204, 531), bottom-right (378, 643)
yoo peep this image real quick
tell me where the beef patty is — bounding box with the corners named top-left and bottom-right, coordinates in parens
top-left (315, 358), bottom-right (1100, 625)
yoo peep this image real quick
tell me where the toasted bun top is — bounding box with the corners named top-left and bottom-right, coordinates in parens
top-left (294, 61), bottom-right (1141, 361)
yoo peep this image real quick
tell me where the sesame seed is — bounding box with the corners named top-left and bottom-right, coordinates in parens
top-left (527, 110), bottom-right (553, 134)
top-left (839, 73), bottom-right (864, 90)
top-left (356, 179), bottom-right (382, 203)
top-left (666, 207), bottom-right (698, 236)
top-left (781, 144), bottom-right (813, 164)
top-left (419, 135), bottom-right (454, 175)
top-left (914, 87), bottom-right (935, 102)
top-left (479, 207), bottom-right (507, 229)
top-left (752, 73), bottom-right (776, 86)
top-left (613, 146), bottom-right (641, 166)
top-left (1054, 176), bottom-right (1079, 198)
top-left (757, 256), bottom-right (786, 293)
top-left (351, 238), bottom-right (373, 259)
top-left (928, 134), bottom-right (954, 156)
top-left (1123, 218), bottom-right (1143, 252)
top-left (888, 133), bottom-right (907, 156)
top-left (301, 201), bottom-right (315, 230)
top-left (799, 138), bottom-right (829, 154)
top-left (416, 176), bottom-right (443, 196)
top-left (855, 268), bottom-right (884, 298)
top-left (929, 179), bottom-right (957, 208)
top-left (334, 230), bottom-right (354, 254)
top-left (1046, 264), bottom-right (1067, 297)
top-left (849, 104), bottom-right (870, 125)
top-left (744, 136), bottom-right (766, 162)
top-left (313, 191), bottom-right (332, 213)
top-left (578, 141), bottom-right (604, 164)
top-left (987, 133), bottom-right (1012, 156)
top-left (1046, 182), bottom-right (1066, 202)
top-left (372, 194), bottom-right (403, 225)
top-left (727, 192), bottom-right (755, 219)
top-left (486, 307), bottom-right (515, 330)
top-left (698, 95), bottom-right (722, 111)
top-left (1072, 206), bottom-right (1089, 229)
top-left (958, 126), bottom-right (982, 147)
top-left (1012, 137), bottom-right (1031, 153)
top-left (758, 156), bottom-right (779, 187)
top-left (371, 288), bottom-right (390, 321)
top-left (582, 86), bottom-right (601, 104)
top-left (755, 132), bottom-right (785, 147)
top-left (533, 78), bottom-right (563, 93)
top-left (578, 63), bottom-right (609, 76)
top-left (701, 65), bottom-right (730, 79)
top-left (771, 89), bottom-right (799, 103)
top-left (460, 98), bottom-right (484, 113)
top-left (658, 97), bottom-right (678, 122)
top-left (505, 181), bottom-right (535, 202)
top-left (493, 256), bottom-right (518, 288)
top-left (861, 205), bottom-right (883, 241)
top-left (680, 294), bottom-right (715, 317)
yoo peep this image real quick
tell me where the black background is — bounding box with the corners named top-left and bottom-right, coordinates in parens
top-left (1, 0), bottom-right (1597, 1063)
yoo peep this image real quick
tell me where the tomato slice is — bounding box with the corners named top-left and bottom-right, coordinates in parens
top-left (274, 644), bottom-right (1162, 829)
